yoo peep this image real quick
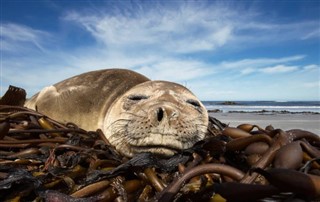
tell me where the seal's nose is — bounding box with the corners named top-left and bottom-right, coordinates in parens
top-left (155, 106), bottom-right (179, 124)
top-left (157, 107), bottom-right (164, 122)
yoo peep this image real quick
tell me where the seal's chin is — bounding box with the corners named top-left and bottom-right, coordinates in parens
top-left (118, 131), bottom-right (203, 157)
top-left (130, 145), bottom-right (179, 157)
top-left (127, 133), bottom-right (193, 157)
top-left (107, 114), bottom-right (208, 157)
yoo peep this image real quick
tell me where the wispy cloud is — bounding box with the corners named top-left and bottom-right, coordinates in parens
top-left (220, 55), bottom-right (305, 69)
top-left (135, 59), bottom-right (214, 81)
top-left (236, 21), bottom-right (320, 43)
top-left (214, 55), bottom-right (312, 76)
top-left (260, 65), bottom-right (299, 74)
top-left (64, 2), bottom-right (318, 55)
top-left (303, 81), bottom-right (320, 88)
top-left (1, 23), bottom-right (50, 53)
top-left (64, 2), bottom-right (236, 54)
top-left (240, 68), bottom-right (256, 75)
top-left (303, 64), bottom-right (320, 71)
top-left (301, 29), bottom-right (320, 40)
top-left (1, 1), bottom-right (319, 100)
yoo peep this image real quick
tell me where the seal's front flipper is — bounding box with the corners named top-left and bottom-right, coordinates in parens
top-left (0, 85), bottom-right (26, 106)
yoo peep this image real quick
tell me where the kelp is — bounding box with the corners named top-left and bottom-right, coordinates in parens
top-left (0, 86), bottom-right (319, 201)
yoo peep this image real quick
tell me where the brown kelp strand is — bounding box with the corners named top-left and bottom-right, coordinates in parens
top-left (156, 163), bottom-right (245, 201)
top-left (214, 182), bottom-right (280, 202)
top-left (299, 140), bottom-right (320, 158)
top-left (240, 130), bottom-right (291, 184)
top-left (287, 129), bottom-right (320, 142)
top-left (71, 180), bottom-right (110, 198)
top-left (222, 127), bottom-right (252, 138)
top-left (244, 141), bottom-right (269, 155)
top-left (236, 123), bottom-right (265, 133)
top-left (226, 134), bottom-right (273, 152)
top-left (143, 167), bottom-right (166, 192)
top-left (252, 168), bottom-right (320, 199)
top-left (0, 121), bottom-right (10, 139)
top-left (0, 105), bottom-right (319, 201)
top-left (273, 141), bottom-right (303, 169)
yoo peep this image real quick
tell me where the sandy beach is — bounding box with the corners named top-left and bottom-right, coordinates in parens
top-left (210, 112), bottom-right (320, 135)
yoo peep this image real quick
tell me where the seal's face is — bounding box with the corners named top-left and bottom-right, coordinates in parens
top-left (103, 81), bottom-right (208, 157)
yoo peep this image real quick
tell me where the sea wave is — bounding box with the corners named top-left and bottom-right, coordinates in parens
top-left (203, 101), bottom-right (320, 113)
top-left (205, 105), bottom-right (320, 113)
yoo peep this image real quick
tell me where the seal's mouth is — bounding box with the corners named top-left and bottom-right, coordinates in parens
top-left (126, 132), bottom-right (196, 155)
top-left (130, 144), bottom-right (181, 156)
top-left (132, 144), bottom-right (181, 151)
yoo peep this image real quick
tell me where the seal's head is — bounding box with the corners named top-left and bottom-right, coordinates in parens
top-left (103, 81), bottom-right (208, 157)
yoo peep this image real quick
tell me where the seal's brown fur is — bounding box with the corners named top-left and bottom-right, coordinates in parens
top-left (25, 69), bottom-right (208, 157)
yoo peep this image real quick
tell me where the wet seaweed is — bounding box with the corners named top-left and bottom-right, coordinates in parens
top-left (0, 86), bottom-right (319, 201)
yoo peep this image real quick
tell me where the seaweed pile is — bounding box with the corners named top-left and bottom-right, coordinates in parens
top-left (0, 87), bottom-right (320, 201)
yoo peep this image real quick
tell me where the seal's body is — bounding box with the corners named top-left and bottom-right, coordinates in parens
top-left (25, 69), bottom-right (208, 157)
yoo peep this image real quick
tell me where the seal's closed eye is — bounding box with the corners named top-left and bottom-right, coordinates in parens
top-left (128, 95), bottom-right (149, 101)
top-left (186, 99), bottom-right (201, 107)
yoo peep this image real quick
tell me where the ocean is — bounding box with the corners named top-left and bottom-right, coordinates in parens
top-left (202, 101), bottom-right (320, 113)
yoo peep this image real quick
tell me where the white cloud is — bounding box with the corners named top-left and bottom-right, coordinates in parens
top-left (303, 64), bottom-right (320, 71)
top-left (303, 81), bottom-right (320, 88)
top-left (260, 65), bottom-right (299, 74)
top-left (135, 59), bottom-right (214, 81)
top-left (1, 1), bottom-right (319, 101)
top-left (64, 2), bottom-right (319, 55)
top-left (240, 67), bottom-right (256, 75)
top-left (213, 55), bottom-right (307, 76)
top-left (301, 29), bottom-right (320, 40)
top-left (63, 0), bottom-right (319, 67)
top-left (1, 40), bottom-right (18, 52)
top-left (63, 2), bottom-right (240, 54)
top-left (1, 57), bottom-right (78, 95)
top-left (220, 55), bottom-right (305, 69)
top-left (1, 23), bottom-right (50, 53)
top-left (236, 21), bottom-right (320, 44)
top-left (1, 46), bottom-right (215, 96)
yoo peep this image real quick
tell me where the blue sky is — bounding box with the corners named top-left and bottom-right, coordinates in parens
top-left (1, 0), bottom-right (319, 101)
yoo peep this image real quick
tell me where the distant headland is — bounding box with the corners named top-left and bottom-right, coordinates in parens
top-left (219, 101), bottom-right (240, 105)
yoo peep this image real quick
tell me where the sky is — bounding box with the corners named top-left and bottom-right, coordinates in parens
top-left (1, 0), bottom-right (319, 101)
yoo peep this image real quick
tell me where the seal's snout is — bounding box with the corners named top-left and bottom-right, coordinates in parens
top-left (153, 105), bottom-right (179, 125)
top-left (157, 107), bottom-right (164, 122)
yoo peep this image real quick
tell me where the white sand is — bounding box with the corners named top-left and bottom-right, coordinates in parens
top-left (210, 112), bottom-right (320, 135)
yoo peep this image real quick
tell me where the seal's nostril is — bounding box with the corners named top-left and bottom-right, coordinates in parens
top-left (157, 107), bottom-right (164, 122)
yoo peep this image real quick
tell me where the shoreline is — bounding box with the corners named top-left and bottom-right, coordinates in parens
top-left (210, 112), bottom-right (320, 135)
top-left (208, 109), bottom-right (320, 115)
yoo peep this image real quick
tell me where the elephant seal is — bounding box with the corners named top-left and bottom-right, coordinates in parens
top-left (25, 69), bottom-right (209, 157)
